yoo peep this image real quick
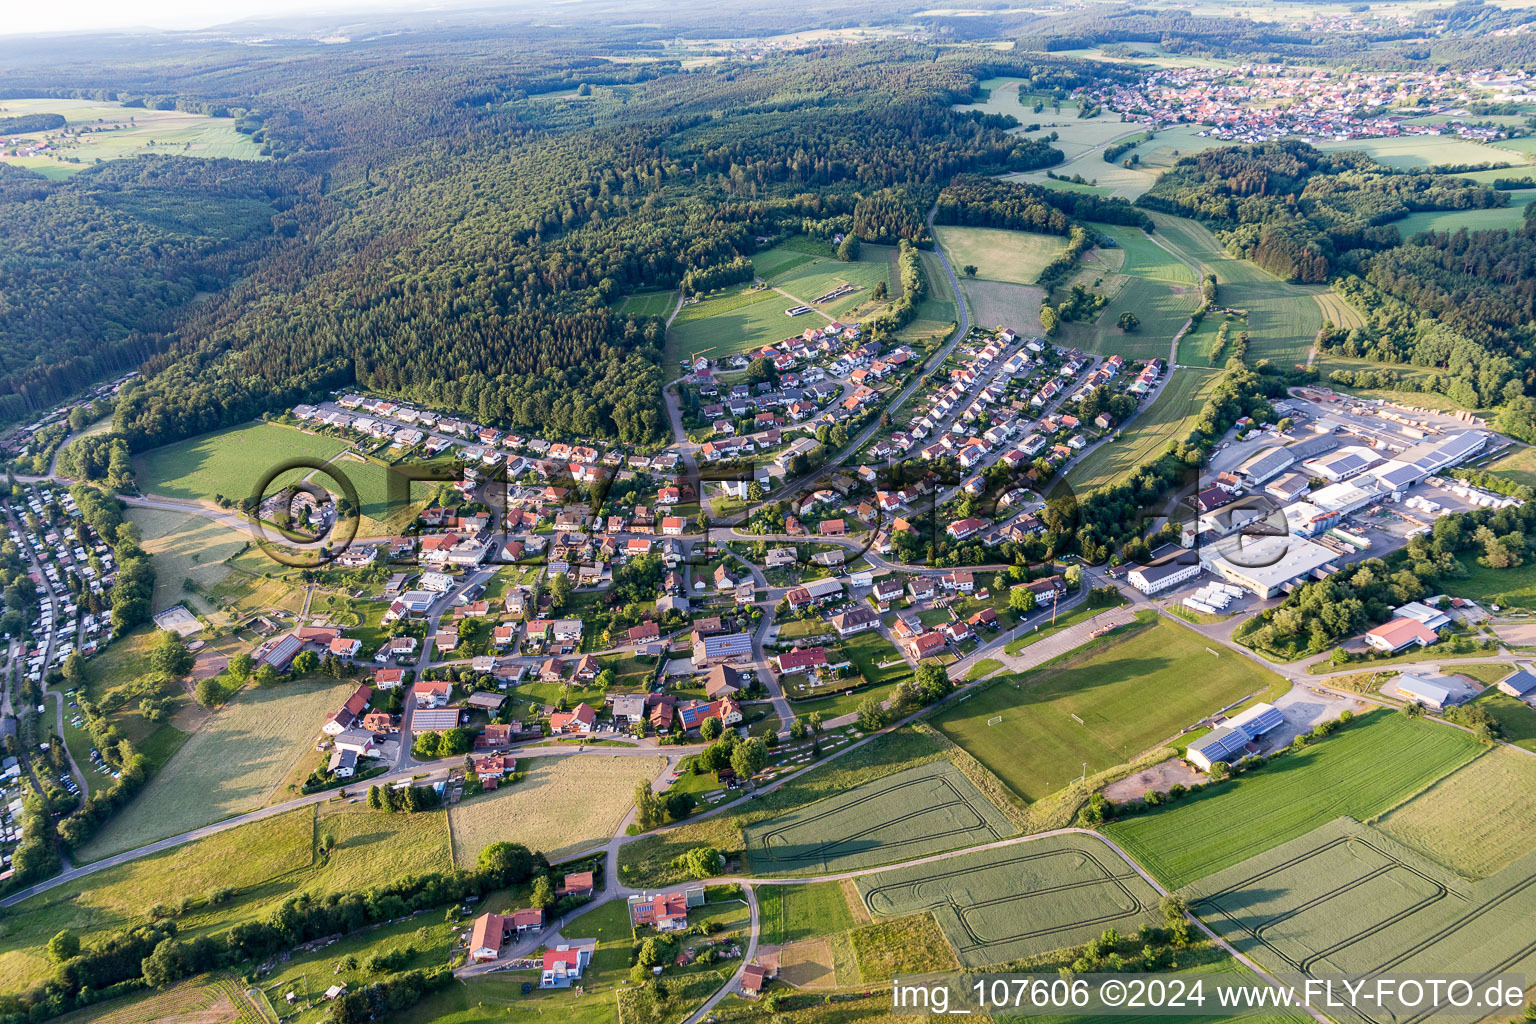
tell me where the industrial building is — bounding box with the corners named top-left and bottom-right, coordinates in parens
top-left (1187, 702), bottom-right (1286, 771)
top-left (1125, 556), bottom-right (1200, 595)
top-left (1237, 436), bottom-right (1337, 485)
top-left (1393, 672), bottom-right (1458, 710)
top-left (1198, 534), bottom-right (1339, 598)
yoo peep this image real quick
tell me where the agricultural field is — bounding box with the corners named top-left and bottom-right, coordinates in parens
top-left (1314, 133), bottom-right (1526, 170)
top-left (0, 97), bottom-right (265, 178)
top-left (1148, 213), bottom-right (1325, 368)
top-left (935, 618), bottom-right (1278, 802)
top-left (1394, 191), bottom-right (1536, 237)
top-left (1105, 712), bottom-right (1482, 889)
top-left (741, 760), bottom-right (1012, 875)
top-left (126, 506), bottom-right (249, 615)
top-left (1373, 746), bottom-right (1536, 878)
top-left (932, 225), bottom-right (1068, 286)
top-left (1068, 368), bottom-right (1221, 495)
top-left (914, 249), bottom-right (959, 324)
top-left (617, 289), bottom-right (677, 318)
top-left (855, 832), bottom-right (1163, 968)
top-left (49, 976), bottom-right (265, 1024)
top-left (449, 755), bottom-right (664, 864)
top-left (957, 278), bottom-right (1047, 336)
top-left (757, 881), bottom-right (858, 946)
top-left (134, 421), bottom-right (350, 507)
top-left (77, 679), bottom-right (362, 861)
top-left (1187, 817), bottom-right (1536, 1014)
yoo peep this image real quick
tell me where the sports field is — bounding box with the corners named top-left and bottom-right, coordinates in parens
top-left (932, 225), bottom-right (1069, 286)
top-left (1068, 368), bottom-right (1221, 495)
top-left (742, 760), bottom-right (1013, 875)
top-left (767, 244), bottom-right (896, 319)
top-left (1188, 817), bottom-right (1536, 1012)
top-left (618, 289), bottom-right (677, 318)
top-left (0, 97), bottom-right (265, 178)
top-left (1373, 746), bottom-right (1536, 878)
top-left (666, 285), bottom-right (805, 367)
top-left (449, 754), bottom-right (664, 864)
top-left (933, 619), bottom-right (1279, 802)
top-left (77, 680), bottom-right (361, 861)
top-left (856, 832), bottom-right (1163, 967)
top-left (1149, 213), bottom-right (1324, 368)
top-left (134, 421), bottom-right (350, 506)
top-left (1395, 192), bottom-right (1536, 237)
top-left (1105, 712), bottom-right (1482, 889)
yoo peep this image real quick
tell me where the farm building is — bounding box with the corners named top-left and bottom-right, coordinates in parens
top-left (1394, 672), bottom-right (1458, 710)
top-left (1186, 702), bottom-right (1285, 771)
top-left (1497, 667), bottom-right (1536, 702)
top-left (1366, 617), bottom-right (1439, 654)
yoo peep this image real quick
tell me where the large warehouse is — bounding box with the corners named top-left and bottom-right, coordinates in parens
top-left (1187, 702), bottom-right (1286, 771)
top-left (1199, 534), bottom-right (1340, 598)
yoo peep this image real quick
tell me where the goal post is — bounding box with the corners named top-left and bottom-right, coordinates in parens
top-left (1070, 713), bottom-right (1084, 725)
top-left (987, 715), bottom-right (1003, 726)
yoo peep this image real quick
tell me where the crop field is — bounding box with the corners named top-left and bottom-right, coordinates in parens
top-left (742, 760), bottom-right (1012, 875)
top-left (933, 618), bottom-right (1276, 802)
top-left (127, 507), bottom-right (249, 615)
top-left (856, 833), bottom-right (1162, 968)
top-left (1096, 223), bottom-right (1195, 284)
top-left (766, 244), bottom-right (896, 319)
top-left (957, 278), bottom-right (1046, 336)
top-left (1373, 747), bottom-right (1536, 878)
top-left (1187, 817), bottom-right (1536, 1020)
top-left (1149, 213), bottom-right (1324, 367)
top-left (758, 881), bottom-right (858, 945)
top-left (618, 289), bottom-right (676, 317)
top-left (1395, 192), bottom-right (1536, 237)
top-left (932, 225), bottom-right (1069, 286)
top-left (50, 977), bottom-right (263, 1024)
top-left (0, 97), bottom-right (265, 177)
top-left (449, 754), bottom-right (663, 864)
top-left (666, 285), bottom-right (806, 368)
top-left (134, 421), bottom-right (350, 506)
top-left (1064, 275), bottom-right (1200, 361)
top-left (1105, 712), bottom-right (1482, 889)
top-left (1068, 368), bottom-right (1221, 495)
top-left (1315, 134), bottom-right (1526, 170)
top-left (77, 680), bottom-right (360, 861)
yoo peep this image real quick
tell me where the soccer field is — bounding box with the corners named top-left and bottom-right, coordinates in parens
top-left (743, 760), bottom-right (1013, 875)
top-left (856, 832), bottom-right (1163, 967)
top-left (933, 618), bottom-right (1281, 801)
top-left (1106, 712), bottom-right (1482, 889)
top-left (665, 286), bottom-right (802, 367)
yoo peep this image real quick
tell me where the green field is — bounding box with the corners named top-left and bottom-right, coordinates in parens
top-left (0, 97), bottom-right (266, 178)
top-left (835, 628), bottom-right (913, 687)
top-left (1105, 712), bottom-right (1482, 889)
top-left (1315, 134), bottom-right (1528, 170)
top-left (758, 881), bottom-right (858, 945)
top-left (1480, 444), bottom-right (1536, 491)
top-left (134, 421), bottom-right (350, 506)
top-left (1068, 368), bottom-right (1221, 495)
top-left (1187, 817), bottom-right (1536, 1007)
top-left (766, 243), bottom-right (896, 319)
top-left (932, 225), bottom-right (1069, 286)
top-left (742, 760), bottom-right (1012, 875)
top-left (1055, 221), bottom-right (1199, 359)
top-left (934, 619), bottom-right (1280, 802)
top-left (126, 506), bottom-right (249, 615)
top-left (856, 832), bottom-right (1163, 968)
top-left (913, 249), bottom-right (959, 324)
top-left (1442, 557), bottom-right (1536, 607)
top-left (1149, 213), bottom-right (1324, 367)
top-left (1395, 192), bottom-right (1536, 237)
top-left (1472, 691), bottom-right (1536, 752)
top-left (666, 285), bottom-right (801, 367)
top-left (1373, 746), bottom-right (1536, 878)
top-left (618, 289), bottom-right (677, 318)
top-left (77, 679), bottom-right (361, 861)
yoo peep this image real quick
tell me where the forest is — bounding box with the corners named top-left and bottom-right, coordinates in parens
top-left (935, 174), bottom-right (1153, 234)
top-left (0, 32), bottom-right (1127, 446)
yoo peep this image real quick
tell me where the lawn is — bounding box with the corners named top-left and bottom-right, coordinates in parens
top-left (134, 421), bottom-right (350, 506)
top-left (1471, 691), bottom-right (1536, 751)
top-left (665, 285), bottom-right (803, 368)
top-left (76, 679), bottom-right (361, 861)
top-left (741, 760), bottom-right (1012, 875)
top-left (1186, 816), bottom-right (1536, 1006)
top-left (932, 225), bottom-right (1069, 286)
top-left (1105, 711), bottom-right (1482, 889)
top-left (618, 289), bottom-right (677, 318)
top-left (935, 618), bottom-right (1281, 801)
top-left (855, 832), bottom-right (1163, 968)
top-left (1372, 746), bottom-right (1536, 878)
top-left (126, 506), bottom-right (249, 615)
top-left (834, 629), bottom-right (912, 687)
top-left (1394, 191), bottom-right (1536, 237)
top-left (1068, 368), bottom-right (1222, 496)
top-left (757, 881), bottom-right (857, 945)
top-left (448, 755), bottom-right (664, 864)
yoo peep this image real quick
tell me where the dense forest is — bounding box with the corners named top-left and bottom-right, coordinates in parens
top-left (0, 28), bottom-right (1129, 445)
top-left (936, 174), bottom-right (1154, 234)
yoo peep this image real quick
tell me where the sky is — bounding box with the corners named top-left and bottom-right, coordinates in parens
top-left (3, 0), bottom-right (418, 36)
